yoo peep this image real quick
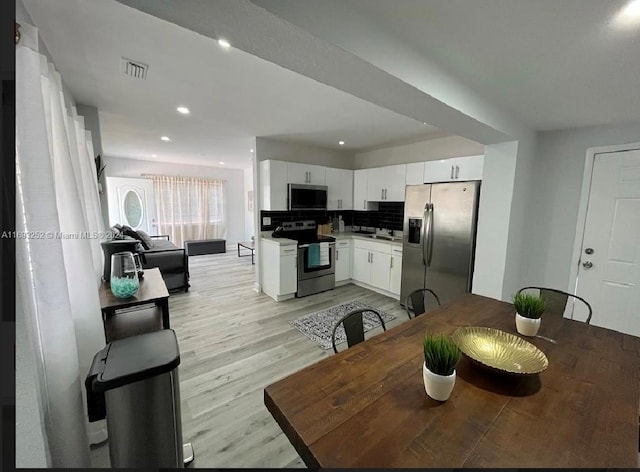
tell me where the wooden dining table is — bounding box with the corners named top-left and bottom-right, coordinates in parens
top-left (264, 293), bottom-right (640, 468)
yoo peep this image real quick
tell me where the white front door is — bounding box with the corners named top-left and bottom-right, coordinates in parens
top-left (106, 177), bottom-right (158, 234)
top-left (576, 149), bottom-right (640, 336)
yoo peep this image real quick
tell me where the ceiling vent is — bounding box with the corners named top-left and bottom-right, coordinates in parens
top-left (121, 57), bottom-right (148, 80)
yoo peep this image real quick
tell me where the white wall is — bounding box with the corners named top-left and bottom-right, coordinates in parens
top-left (255, 136), bottom-right (354, 168)
top-left (354, 135), bottom-right (483, 168)
top-left (243, 167), bottom-right (254, 240)
top-left (522, 122), bottom-right (640, 290)
top-left (472, 141), bottom-right (518, 299)
top-left (103, 156), bottom-right (246, 246)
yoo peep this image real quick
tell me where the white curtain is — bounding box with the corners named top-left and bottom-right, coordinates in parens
top-left (16, 23), bottom-right (107, 467)
top-left (148, 174), bottom-right (227, 247)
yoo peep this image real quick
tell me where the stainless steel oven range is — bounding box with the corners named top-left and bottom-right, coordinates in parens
top-left (272, 220), bottom-right (335, 297)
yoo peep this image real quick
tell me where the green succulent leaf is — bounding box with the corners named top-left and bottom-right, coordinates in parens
top-left (423, 333), bottom-right (461, 376)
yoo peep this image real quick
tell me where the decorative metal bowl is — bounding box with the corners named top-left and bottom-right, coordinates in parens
top-left (451, 327), bottom-right (549, 375)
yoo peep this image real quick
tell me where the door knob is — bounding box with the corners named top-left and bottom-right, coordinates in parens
top-left (582, 261), bottom-right (593, 269)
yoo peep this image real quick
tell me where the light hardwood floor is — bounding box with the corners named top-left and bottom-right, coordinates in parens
top-left (91, 251), bottom-right (409, 468)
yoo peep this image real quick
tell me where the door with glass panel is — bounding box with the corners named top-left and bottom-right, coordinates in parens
top-left (106, 177), bottom-right (157, 234)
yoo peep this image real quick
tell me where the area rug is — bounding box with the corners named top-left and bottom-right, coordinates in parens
top-left (290, 300), bottom-right (396, 350)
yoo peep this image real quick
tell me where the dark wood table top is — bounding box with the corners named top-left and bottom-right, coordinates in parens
top-left (264, 294), bottom-right (640, 468)
top-left (99, 267), bottom-right (169, 312)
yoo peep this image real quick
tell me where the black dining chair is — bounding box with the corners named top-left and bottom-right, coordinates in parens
top-left (515, 286), bottom-right (593, 324)
top-left (405, 288), bottom-right (441, 320)
top-left (331, 308), bottom-right (387, 354)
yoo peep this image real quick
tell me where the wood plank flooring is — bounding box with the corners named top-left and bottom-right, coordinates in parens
top-left (90, 251), bottom-right (409, 468)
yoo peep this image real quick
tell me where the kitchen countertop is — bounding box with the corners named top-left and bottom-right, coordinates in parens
top-left (259, 231), bottom-right (403, 247)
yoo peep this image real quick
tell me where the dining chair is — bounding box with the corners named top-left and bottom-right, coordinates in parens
top-left (405, 288), bottom-right (441, 320)
top-left (516, 286), bottom-right (593, 324)
top-left (331, 308), bottom-right (387, 353)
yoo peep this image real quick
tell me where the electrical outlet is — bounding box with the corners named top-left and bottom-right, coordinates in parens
top-left (263, 216), bottom-right (271, 226)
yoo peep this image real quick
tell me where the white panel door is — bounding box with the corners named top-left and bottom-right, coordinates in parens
top-left (370, 251), bottom-right (391, 291)
top-left (326, 168), bottom-right (354, 210)
top-left (389, 248), bottom-right (403, 296)
top-left (261, 160), bottom-right (288, 211)
top-left (279, 254), bottom-right (298, 295)
top-left (406, 162), bottom-right (425, 186)
top-left (353, 169), bottom-right (369, 211)
top-left (424, 160), bottom-right (456, 183)
top-left (106, 177), bottom-right (157, 234)
top-left (335, 246), bottom-right (351, 282)
top-left (352, 247), bottom-right (371, 284)
top-left (455, 155), bottom-right (484, 180)
top-left (576, 150), bottom-right (640, 336)
top-left (385, 164), bottom-right (408, 201)
top-left (367, 167), bottom-right (385, 202)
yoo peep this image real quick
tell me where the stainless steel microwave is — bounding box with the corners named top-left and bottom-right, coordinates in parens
top-left (288, 184), bottom-right (328, 211)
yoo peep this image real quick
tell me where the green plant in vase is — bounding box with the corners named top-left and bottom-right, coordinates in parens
top-left (513, 292), bottom-right (545, 336)
top-left (422, 333), bottom-right (461, 401)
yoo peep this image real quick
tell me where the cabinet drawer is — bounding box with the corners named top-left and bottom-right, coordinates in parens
top-left (336, 240), bottom-right (351, 248)
top-left (279, 246), bottom-right (297, 255)
top-left (353, 239), bottom-right (392, 254)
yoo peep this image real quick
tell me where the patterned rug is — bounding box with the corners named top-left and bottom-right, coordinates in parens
top-left (290, 300), bottom-right (396, 350)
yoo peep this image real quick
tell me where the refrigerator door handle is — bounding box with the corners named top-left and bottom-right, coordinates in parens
top-left (422, 203), bottom-right (429, 266)
top-left (426, 203), bottom-right (434, 267)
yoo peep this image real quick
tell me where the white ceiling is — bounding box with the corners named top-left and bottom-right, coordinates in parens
top-left (22, 0), bottom-right (441, 169)
top-left (342, 0), bottom-right (640, 131)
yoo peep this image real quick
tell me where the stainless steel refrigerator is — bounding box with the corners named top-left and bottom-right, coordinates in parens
top-left (400, 182), bottom-right (481, 310)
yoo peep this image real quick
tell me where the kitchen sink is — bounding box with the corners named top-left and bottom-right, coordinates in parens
top-left (364, 234), bottom-right (401, 241)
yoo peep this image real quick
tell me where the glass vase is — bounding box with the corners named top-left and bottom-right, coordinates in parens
top-left (110, 251), bottom-right (139, 298)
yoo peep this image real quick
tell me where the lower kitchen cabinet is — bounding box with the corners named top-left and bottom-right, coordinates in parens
top-left (369, 251), bottom-right (391, 291)
top-left (335, 240), bottom-right (352, 283)
top-left (352, 239), bottom-right (400, 296)
top-left (261, 240), bottom-right (298, 301)
top-left (389, 247), bottom-right (403, 297)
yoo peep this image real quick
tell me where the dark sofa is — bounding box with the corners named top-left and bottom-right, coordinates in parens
top-left (112, 225), bottom-right (189, 292)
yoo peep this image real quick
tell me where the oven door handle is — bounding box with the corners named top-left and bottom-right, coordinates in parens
top-left (298, 243), bottom-right (336, 248)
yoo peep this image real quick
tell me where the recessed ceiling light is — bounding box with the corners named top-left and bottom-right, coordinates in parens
top-left (160, 136), bottom-right (171, 141)
top-left (218, 38), bottom-right (231, 48)
top-left (220, 161), bottom-right (225, 165)
top-left (177, 106), bottom-right (190, 114)
top-left (338, 140), bottom-right (345, 146)
top-left (250, 149), bottom-right (254, 153)
top-left (151, 154), bottom-right (157, 157)
top-left (423, 122), bottom-right (428, 125)
top-left (615, 0), bottom-right (640, 27)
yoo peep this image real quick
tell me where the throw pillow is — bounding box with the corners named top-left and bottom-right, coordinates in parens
top-left (136, 229), bottom-right (153, 250)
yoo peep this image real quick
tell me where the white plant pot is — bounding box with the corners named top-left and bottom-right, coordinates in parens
top-left (515, 312), bottom-right (541, 336)
top-left (422, 363), bottom-right (456, 402)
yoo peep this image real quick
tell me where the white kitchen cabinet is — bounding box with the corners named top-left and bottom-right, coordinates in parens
top-left (389, 247), bottom-right (403, 296)
top-left (279, 253), bottom-right (298, 296)
top-left (367, 164), bottom-right (407, 202)
top-left (260, 240), bottom-right (298, 301)
top-left (352, 247), bottom-right (371, 284)
top-left (406, 162), bottom-right (425, 186)
top-left (423, 155), bottom-right (484, 183)
top-left (335, 240), bottom-right (352, 282)
top-left (287, 163), bottom-right (326, 185)
top-left (260, 160), bottom-right (288, 211)
top-left (326, 168), bottom-right (354, 210)
top-left (353, 169), bottom-right (370, 211)
top-left (369, 251), bottom-right (391, 291)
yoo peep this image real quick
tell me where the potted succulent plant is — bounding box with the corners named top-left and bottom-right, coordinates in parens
top-left (422, 334), bottom-right (461, 402)
top-left (513, 292), bottom-right (545, 336)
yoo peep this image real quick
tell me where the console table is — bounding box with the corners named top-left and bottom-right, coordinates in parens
top-left (99, 267), bottom-right (170, 341)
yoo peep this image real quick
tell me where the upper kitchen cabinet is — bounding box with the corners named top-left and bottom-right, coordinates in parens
top-left (353, 169), bottom-right (370, 211)
top-left (326, 168), bottom-right (354, 210)
top-left (260, 160), bottom-right (288, 211)
top-left (423, 155), bottom-right (484, 183)
top-left (287, 163), bottom-right (326, 185)
top-left (405, 162), bottom-right (425, 186)
top-left (367, 164), bottom-right (406, 202)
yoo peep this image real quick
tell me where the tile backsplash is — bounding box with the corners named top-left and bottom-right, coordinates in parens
top-left (260, 202), bottom-right (404, 232)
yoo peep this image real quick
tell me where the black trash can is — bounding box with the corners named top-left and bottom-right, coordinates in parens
top-left (85, 329), bottom-right (194, 467)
